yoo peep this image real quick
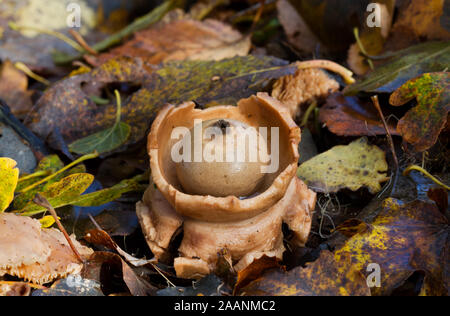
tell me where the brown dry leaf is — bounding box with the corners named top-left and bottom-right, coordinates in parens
top-left (276, 0), bottom-right (321, 54)
top-left (240, 251), bottom-right (370, 296)
top-left (0, 60), bottom-right (33, 118)
top-left (234, 255), bottom-right (280, 294)
top-left (272, 66), bottom-right (339, 117)
top-left (87, 18), bottom-right (251, 67)
top-left (319, 93), bottom-right (399, 136)
top-left (0, 212), bottom-right (93, 284)
top-left (335, 198), bottom-right (449, 296)
top-left (386, 0), bottom-right (450, 51)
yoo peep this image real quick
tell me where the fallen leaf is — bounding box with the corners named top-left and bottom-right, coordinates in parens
top-left (0, 157), bottom-right (19, 212)
top-left (83, 252), bottom-right (157, 296)
top-left (319, 93), bottom-right (399, 136)
top-left (14, 155), bottom-right (85, 210)
top-left (234, 255), bottom-right (280, 294)
top-left (386, 0), bottom-right (450, 51)
top-left (297, 137), bottom-right (389, 193)
top-left (344, 41), bottom-right (450, 95)
top-left (389, 72), bottom-right (450, 152)
top-left (0, 212), bottom-right (93, 284)
top-left (28, 56), bottom-right (296, 148)
top-left (276, 0), bottom-right (321, 54)
top-left (240, 251), bottom-right (370, 296)
top-left (88, 18), bottom-right (251, 66)
top-left (335, 198), bottom-right (449, 296)
top-left (17, 173), bottom-right (94, 216)
top-left (0, 60), bottom-right (33, 118)
top-left (68, 91), bottom-right (131, 155)
top-left (427, 187), bottom-right (448, 215)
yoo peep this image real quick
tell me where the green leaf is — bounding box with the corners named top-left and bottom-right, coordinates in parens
top-left (69, 90), bottom-right (131, 155)
top-left (344, 41), bottom-right (450, 95)
top-left (0, 158), bottom-right (19, 212)
top-left (297, 138), bottom-right (389, 194)
top-left (389, 72), bottom-right (450, 152)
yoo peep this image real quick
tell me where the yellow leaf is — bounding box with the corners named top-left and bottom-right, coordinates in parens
top-left (39, 215), bottom-right (56, 228)
top-left (0, 158), bottom-right (19, 212)
top-left (297, 137), bottom-right (389, 193)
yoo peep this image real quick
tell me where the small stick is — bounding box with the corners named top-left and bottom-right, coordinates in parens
top-left (68, 30), bottom-right (98, 55)
top-left (371, 95), bottom-right (398, 169)
top-left (33, 194), bottom-right (84, 263)
top-left (403, 165), bottom-right (450, 190)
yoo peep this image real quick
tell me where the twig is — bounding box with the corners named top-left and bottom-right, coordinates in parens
top-left (54, 0), bottom-right (185, 64)
top-left (371, 95), bottom-right (399, 197)
top-left (33, 194), bottom-right (84, 263)
top-left (403, 165), bottom-right (450, 190)
top-left (371, 95), bottom-right (398, 169)
top-left (14, 62), bottom-right (50, 86)
top-left (250, 0), bottom-right (266, 32)
top-left (18, 151), bottom-right (99, 193)
top-left (8, 22), bottom-right (85, 53)
top-left (296, 60), bottom-right (355, 84)
top-left (68, 30), bottom-right (98, 55)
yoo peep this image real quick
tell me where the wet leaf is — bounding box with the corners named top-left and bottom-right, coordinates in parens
top-left (0, 157), bottom-right (19, 212)
top-left (297, 137), bottom-right (389, 194)
top-left (32, 276), bottom-right (103, 296)
top-left (29, 56), bottom-right (296, 149)
top-left (240, 251), bottom-right (370, 296)
top-left (389, 72), bottom-right (450, 152)
top-left (0, 60), bottom-right (33, 118)
top-left (88, 18), bottom-right (251, 66)
top-left (335, 198), bottom-right (449, 296)
top-left (319, 93), bottom-right (399, 136)
top-left (344, 41), bottom-right (450, 95)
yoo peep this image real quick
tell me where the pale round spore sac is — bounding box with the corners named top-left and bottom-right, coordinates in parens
top-left (176, 119), bottom-right (269, 197)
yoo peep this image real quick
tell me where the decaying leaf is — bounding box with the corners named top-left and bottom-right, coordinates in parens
top-left (240, 251), bottom-right (370, 296)
top-left (88, 18), bottom-right (251, 66)
top-left (0, 212), bottom-right (93, 284)
top-left (344, 41), bottom-right (450, 95)
top-left (297, 137), bottom-right (389, 193)
top-left (276, 0), bottom-right (320, 54)
top-left (272, 67), bottom-right (339, 117)
top-left (389, 72), bottom-right (450, 152)
top-left (319, 93), bottom-right (399, 136)
top-left (0, 60), bottom-right (33, 118)
top-left (335, 198), bottom-right (449, 296)
top-left (28, 56), bottom-right (296, 148)
top-left (0, 157), bottom-right (19, 212)
top-left (386, 0), bottom-right (450, 51)
top-left (234, 255), bottom-right (280, 294)
top-left (18, 173), bottom-right (94, 216)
